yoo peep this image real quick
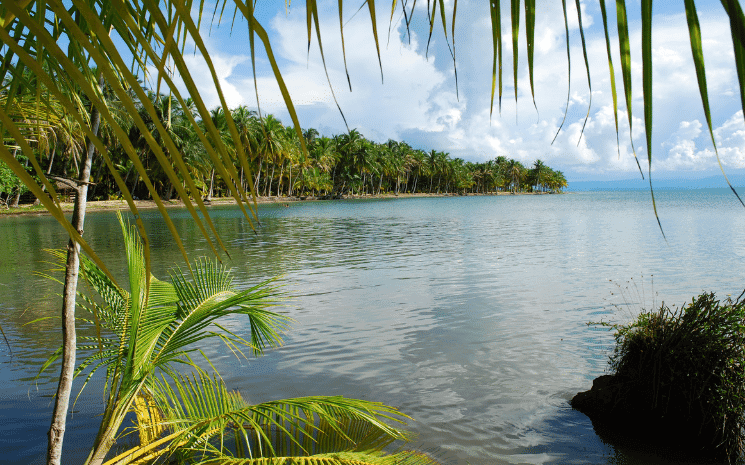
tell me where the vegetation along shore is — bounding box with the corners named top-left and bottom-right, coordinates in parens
top-left (0, 190), bottom-right (559, 216)
top-left (0, 98), bottom-right (566, 210)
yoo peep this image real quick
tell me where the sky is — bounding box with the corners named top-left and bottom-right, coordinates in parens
top-left (170, 0), bottom-right (745, 182)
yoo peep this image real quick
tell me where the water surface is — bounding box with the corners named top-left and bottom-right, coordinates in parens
top-left (1, 190), bottom-right (743, 464)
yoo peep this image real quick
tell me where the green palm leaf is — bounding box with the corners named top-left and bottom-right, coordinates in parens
top-left (551, 0), bottom-right (571, 144)
top-left (119, 372), bottom-right (415, 463)
top-left (195, 451), bottom-right (439, 465)
top-left (598, 0), bottom-right (621, 157)
top-left (573, 0), bottom-right (592, 145)
top-left (488, 0), bottom-right (502, 117)
top-left (615, 0), bottom-right (644, 178)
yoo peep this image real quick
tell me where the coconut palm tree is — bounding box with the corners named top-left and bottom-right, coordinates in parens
top-left (255, 115), bottom-right (286, 197)
top-left (39, 214), bottom-right (433, 465)
top-left (506, 159), bottom-right (522, 193)
top-left (531, 160), bottom-right (547, 193)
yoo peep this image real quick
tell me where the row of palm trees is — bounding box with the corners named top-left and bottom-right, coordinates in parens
top-left (2, 89), bottom-right (566, 206)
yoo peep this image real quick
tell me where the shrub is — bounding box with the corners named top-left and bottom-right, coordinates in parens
top-left (605, 292), bottom-right (745, 461)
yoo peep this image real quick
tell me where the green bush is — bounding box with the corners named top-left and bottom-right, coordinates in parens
top-left (606, 292), bottom-right (745, 461)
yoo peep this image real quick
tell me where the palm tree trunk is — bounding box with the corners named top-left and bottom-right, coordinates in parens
top-left (10, 148), bottom-right (24, 208)
top-left (10, 187), bottom-right (21, 208)
top-left (47, 74), bottom-right (104, 465)
top-left (277, 163), bottom-right (285, 198)
top-left (288, 165), bottom-right (293, 197)
top-left (266, 164), bottom-right (275, 197)
top-left (165, 181), bottom-right (175, 201)
top-left (254, 158), bottom-right (262, 194)
top-left (207, 169), bottom-right (214, 201)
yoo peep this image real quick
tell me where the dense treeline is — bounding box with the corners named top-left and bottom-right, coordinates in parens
top-left (1, 90), bottom-right (567, 207)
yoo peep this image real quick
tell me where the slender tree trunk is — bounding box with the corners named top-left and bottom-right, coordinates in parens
top-left (207, 169), bottom-right (215, 201)
top-left (288, 165), bottom-right (293, 197)
top-left (165, 181), bottom-right (175, 201)
top-left (10, 152), bottom-right (27, 208)
top-left (46, 74), bottom-right (104, 465)
top-left (254, 158), bottom-right (262, 195)
top-left (266, 164), bottom-right (275, 197)
top-left (10, 187), bottom-right (21, 208)
top-left (277, 163), bottom-right (284, 198)
top-left (130, 175), bottom-right (138, 198)
top-left (121, 165), bottom-right (132, 193)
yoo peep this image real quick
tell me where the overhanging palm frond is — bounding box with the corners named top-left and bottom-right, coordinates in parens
top-left (109, 371), bottom-right (419, 465)
top-left (185, 450), bottom-right (440, 465)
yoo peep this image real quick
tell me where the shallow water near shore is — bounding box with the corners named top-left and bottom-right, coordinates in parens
top-left (1, 189), bottom-right (743, 464)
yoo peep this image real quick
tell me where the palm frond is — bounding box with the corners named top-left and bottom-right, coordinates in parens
top-left (192, 450), bottom-right (440, 465)
top-left (155, 267), bottom-right (288, 363)
top-left (113, 372), bottom-right (414, 464)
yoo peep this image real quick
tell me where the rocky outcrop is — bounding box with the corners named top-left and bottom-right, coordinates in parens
top-left (570, 374), bottom-right (624, 420)
top-left (571, 375), bottom-right (726, 461)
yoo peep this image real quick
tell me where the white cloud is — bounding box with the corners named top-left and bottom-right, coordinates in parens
top-left (175, 11), bottom-right (462, 142)
top-left (181, 51), bottom-right (249, 109)
top-left (657, 120), bottom-right (712, 171)
top-left (174, 1), bottom-right (741, 180)
top-left (714, 111), bottom-right (745, 169)
top-left (650, 111), bottom-right (745, 171)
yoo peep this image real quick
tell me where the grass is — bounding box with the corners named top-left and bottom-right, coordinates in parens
top-left (0, 204), bottom-right (52, 214)
top-left (602, 291), bottom-right (745, 462)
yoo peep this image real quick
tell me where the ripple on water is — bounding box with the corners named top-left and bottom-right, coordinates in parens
top-left (2, 192), bottom-right (744, 464)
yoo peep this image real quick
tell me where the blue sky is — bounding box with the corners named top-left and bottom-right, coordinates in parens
top-left (173, 0), bottom-right (745, 182)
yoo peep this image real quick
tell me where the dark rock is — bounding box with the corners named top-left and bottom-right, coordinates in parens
top-left (572, 375), bottom-right (726, 461)
top-left (570, 374), bottom-right (624, 419)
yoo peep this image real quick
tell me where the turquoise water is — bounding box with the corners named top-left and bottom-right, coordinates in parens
top-left (1, 190), bottom-right (743, 464)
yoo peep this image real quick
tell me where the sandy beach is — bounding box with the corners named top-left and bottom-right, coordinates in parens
top-left (0, 191), bottom-right (557, 217)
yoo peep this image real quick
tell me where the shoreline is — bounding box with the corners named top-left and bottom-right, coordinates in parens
top-left (0, 191), bottom-right (559, 217)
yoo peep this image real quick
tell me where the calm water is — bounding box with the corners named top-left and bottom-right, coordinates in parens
top-left (1, 190), bottom-right (744, 464)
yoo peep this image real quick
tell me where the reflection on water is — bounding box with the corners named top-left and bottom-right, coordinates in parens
top-left (1, 190), bottom-right (744, 464)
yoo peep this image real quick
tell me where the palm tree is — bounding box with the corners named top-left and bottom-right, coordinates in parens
top-left (312, 136), bottom-right (337, 195)
top-left (281, 125), bottom-right (302, 197)
top-left (531, 160), bottom-right (547, 193)
top-left (303, 127), bottom-right (320, 149)
top-left (507, 159), bottom-right (522, 193)
top-left (409, 150), bottom-right (426, 194)
top-left (40, 214), bottom-right (430, 465)
top-left (335, 129), bottom-right (366, 195)
top-left (255, 115), bottom-right (286, 197)
top-left (231, 105), bottom-right (260, 196)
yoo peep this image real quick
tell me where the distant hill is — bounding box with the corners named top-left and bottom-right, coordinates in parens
top-left (567, 174), bottom-right (745, 191)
